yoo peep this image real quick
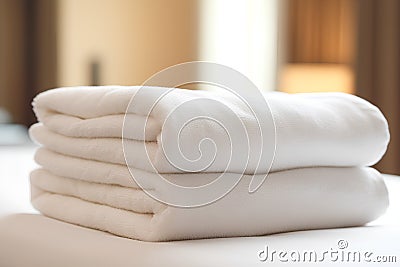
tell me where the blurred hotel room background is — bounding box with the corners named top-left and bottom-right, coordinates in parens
top-left (0, 0), bottom-right (399, 174)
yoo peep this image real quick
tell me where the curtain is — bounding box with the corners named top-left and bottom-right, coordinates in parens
top-left (286, 0), bottom-right (356, 64)
top-left (355, 0), bottom-right (400, 174)
top-left (0, 0), bottom-right (58, 125)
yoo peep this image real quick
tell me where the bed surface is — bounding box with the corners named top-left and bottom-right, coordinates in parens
top-left (0, 146), bottom-right (399, 267)
top-left (0, 213), bottom-right (399, 267)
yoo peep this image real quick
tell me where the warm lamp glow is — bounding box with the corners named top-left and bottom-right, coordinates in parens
top-left (279, 64), bottom-right (354, 94)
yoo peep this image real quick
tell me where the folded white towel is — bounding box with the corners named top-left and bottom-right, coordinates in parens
top-left (29, 86), bottom-right (390, 241)
top-left (30, 165), bottom-right (388, 241)
top-left (32, 86), bottom-right (389, 173)
top-left (34, 148), bottom-right (225, 189)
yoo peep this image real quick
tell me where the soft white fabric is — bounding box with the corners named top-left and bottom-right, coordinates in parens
top-left (28, 86), bottom-right (391, 241)
top-left (34, 148), bottom-right (235, 189)
top-left (30, 163), bottom-right (388, 241)
top-left (32, 86), bottom-right (390, 173)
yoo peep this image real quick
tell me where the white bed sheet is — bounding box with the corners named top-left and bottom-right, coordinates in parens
top-left (0, 213), bottom-right (399, 267)
top-left (0, 145), bottom-right (37, 215)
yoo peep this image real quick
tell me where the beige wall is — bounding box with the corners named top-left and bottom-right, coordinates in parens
top-left (58, 0), bottom-right (199, 86)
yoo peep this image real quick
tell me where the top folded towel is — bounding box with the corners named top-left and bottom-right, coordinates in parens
top-left (32, 86), bottom-right (389, 174)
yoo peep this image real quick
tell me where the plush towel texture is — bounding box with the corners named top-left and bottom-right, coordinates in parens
top-left (29, 86), bottom-right (390, 241)
top-left (30, 164), bottom-right (388, 241)
top-left (32, 86), bottom-right (390, 173)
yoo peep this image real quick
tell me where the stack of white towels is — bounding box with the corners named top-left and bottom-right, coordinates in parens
top-left (29, 86), bottom-right (390, 241)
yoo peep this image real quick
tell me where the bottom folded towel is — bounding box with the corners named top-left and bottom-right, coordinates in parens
top-left (30, 165), bottom-right (388, 241)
